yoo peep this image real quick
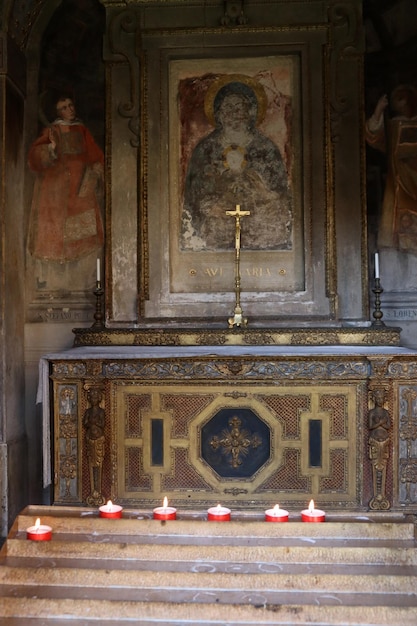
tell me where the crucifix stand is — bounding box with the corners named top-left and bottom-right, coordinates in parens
top-left (226, 204), bottom-right (250, 328)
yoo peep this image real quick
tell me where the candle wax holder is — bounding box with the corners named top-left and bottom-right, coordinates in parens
top-left (27, 523), bottom-right (52, 541)
top-left (153, 506), bottom-right (177, 520)
top-left (207, 506), bottom-right (231, 522)
top-left (265, 506), bottom-right (289, 522)
top-left (99, 503), bottom-right (123, 519)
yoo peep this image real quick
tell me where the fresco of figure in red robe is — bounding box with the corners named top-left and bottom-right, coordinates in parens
top-left (28, 96), bottom-right (104, 290)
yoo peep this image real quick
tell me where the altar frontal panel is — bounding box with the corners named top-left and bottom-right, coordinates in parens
top-left (113, 383), bottom-right (359, 509)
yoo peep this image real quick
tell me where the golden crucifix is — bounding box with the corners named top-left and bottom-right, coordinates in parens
top-left (226, 204), bottom-right (250, 328)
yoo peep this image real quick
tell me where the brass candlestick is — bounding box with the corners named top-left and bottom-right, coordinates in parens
top-left (226, 204), bottom-right (250, 328)
top-left (371, 277), bottom-right (385, 327)
top-left (92, 281), bottom-right (105, 329)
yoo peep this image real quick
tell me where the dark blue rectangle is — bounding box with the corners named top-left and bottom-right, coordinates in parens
top-left (309, 419), bottom-right (322, 467)
top-left (151, 419), bottom-right (164, 466)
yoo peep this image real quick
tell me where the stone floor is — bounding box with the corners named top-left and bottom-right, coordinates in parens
top-left (0, 506), bottom-right (417, 624)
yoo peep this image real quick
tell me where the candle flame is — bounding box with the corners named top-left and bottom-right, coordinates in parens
top-left (106, 500), bottom-right (113, 511)
top-left (34, 518), bottom-right (41, 531)
top-left (163, 496), bottom-right (168, 508)
top-left (216, 503), bottom-right (222, 510)
top-left (273, 504), bottom-right (280, 512)
top-left (308, 500), bottom-right (315, 513)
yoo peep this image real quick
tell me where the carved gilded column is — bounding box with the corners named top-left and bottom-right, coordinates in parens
top-left (367, 358), bottom-right (393, 510)
top-left (368, 387), bottom-right (391, 510)
top-left (83, 385), bottom-right (107, 506)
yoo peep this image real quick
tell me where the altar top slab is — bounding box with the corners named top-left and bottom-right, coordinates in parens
top-left (43, 343), bottom-right (417, 362)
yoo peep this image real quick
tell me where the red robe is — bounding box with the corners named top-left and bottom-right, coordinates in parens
top-left (28, 121), bottom-right (104, 261)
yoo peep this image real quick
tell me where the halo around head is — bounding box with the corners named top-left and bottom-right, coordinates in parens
top-left (204, 74), bottom-right (267, 127)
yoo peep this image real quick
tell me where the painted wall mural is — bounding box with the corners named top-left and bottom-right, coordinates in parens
top-left (168, 55), bottom-right (305, 297)
top-left (366, 85), bottom-right (417, 254)
top-left (28, 96), bottom-right (104, 285)
top-left (26, 0), bottom-right (105, 313)
top-left (180, 74), bottom-right (293, 252)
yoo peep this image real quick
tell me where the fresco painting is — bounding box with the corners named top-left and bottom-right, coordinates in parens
top-left (168, 55), bottom-right (304, 294)
top-left (180, 74), bottom-right (293, 251)
top-left (28, 96), bottom-right (104, 291)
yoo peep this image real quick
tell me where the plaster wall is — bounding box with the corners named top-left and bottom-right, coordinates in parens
top-left (0, 42), bottom-right (27, 533)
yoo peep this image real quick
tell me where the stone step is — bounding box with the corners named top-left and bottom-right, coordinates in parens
top-left (1, 506), bottom-right (417, 625)
top-left (1, 564), bottom-right (416, 605)
top-left (0, 598), bottom-right (417, 626)
top-left (14, 508), bottom-right (416, 541)
top-left (5, 537), bottom-right (417, 568)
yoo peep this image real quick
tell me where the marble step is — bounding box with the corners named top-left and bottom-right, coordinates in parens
top-left (5, 537), bottom-right (417, 569)
top-left (13, 508), bottom-right (416, 541)
top-left (1, 506), bottom-right (417, 625)
top-left (1, 598), bottom-right (417, 626)
top-left (1, 564), bottom-right (417, 606)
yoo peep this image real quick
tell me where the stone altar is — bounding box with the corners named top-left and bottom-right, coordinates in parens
top-left (39, 328), bottom-right (417, 513)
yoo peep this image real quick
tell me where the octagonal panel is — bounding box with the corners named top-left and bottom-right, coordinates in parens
top-left (201, 407), bottom-right (271, 478)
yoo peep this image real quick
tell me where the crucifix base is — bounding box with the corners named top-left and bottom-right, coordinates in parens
top-left (228, 305), bottom-right (247, 328)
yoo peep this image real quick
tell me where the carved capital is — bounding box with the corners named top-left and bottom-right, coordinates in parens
top-left (220, 1), bottom-right (248, 27)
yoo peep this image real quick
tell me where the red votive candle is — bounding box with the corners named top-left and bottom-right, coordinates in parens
top-left (99, 500), bottom-right (123, 519)
top-left (265, 504), bottom-right (289, 522)
top-left (207, 504), bottom-right (231, 522)
top-left (27, 518), bottom-right (52, 541)
top-left (301, 499), bottom-right (325, 523)
top-left (153, 497), bottom-right (177, 520)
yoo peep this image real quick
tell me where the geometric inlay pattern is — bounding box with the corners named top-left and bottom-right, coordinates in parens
top-left (258, 448), bottom-right (311, 492)
top-left (320, 394), bottom-right (347, 438)
top-left (125, 446), bottom-right (152, 492)
top-left (256, 394), bottom-right (310, 438)
top-left (161, 393), bottom-right (215, 438)
top-left (162, 448), bottom-right (214, 491)
top-left (126, 394), bottom-right (152, 437)
top-left (319, 448), bottom-right (347, 492)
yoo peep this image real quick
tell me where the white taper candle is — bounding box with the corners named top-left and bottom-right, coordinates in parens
top-left (374, 252), bottom-right (379, 279)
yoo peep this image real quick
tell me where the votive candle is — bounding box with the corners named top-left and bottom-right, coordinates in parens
top-left (265, 504), bottom-right (289, 522)
top-left (99, 500), bottom-right (123, 519)
top-left (27, 518), bottom-right (52, 541)
top-left (301, 499), bottom-right (325, 523)
top-left (153, 497), bottom-right (177, 520)
top-left (207, 504), bottom-right (231, 522)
